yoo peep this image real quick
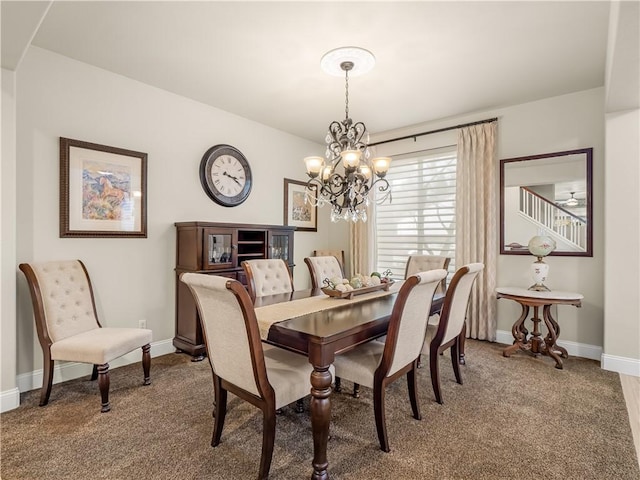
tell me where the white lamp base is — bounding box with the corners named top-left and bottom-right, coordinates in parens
top-left (528, 259), bottom-right (550, 291)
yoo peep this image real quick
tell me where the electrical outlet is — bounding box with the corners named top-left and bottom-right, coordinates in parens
top-left (138, 319), bottom-right (147, 329)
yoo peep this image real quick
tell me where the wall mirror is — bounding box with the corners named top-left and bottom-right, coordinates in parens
top-left (500, 147), bottom-right (593, 257)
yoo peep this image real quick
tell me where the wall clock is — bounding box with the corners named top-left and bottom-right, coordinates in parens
top-left (199, 144), bottom-right (252, 207)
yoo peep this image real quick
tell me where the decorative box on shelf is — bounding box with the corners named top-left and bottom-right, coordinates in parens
top-left (321, 281), bottom-right (393, 300)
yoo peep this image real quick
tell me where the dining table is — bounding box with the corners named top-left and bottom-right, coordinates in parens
top-left (254, 283), bottom-right (445, 480)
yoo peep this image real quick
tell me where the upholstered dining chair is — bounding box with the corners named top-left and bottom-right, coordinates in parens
top-left (404, 255), bottom-right (452, 368)
top-left (332, 269), bottom-right (448, 452)
top-left (404, 255), bottom-right (451, 295)
top-left (242, 258), bottom-right (294, 302)
top-left (304, 255), bottom-right (344, 291)
top-left (19, 260), bottom-right (151, 413)
top-left (180, 272), bottom-right (320, 480)
top-left (423, 263), bottom-right (484, 404)
top-left (313, 249), bottom-right (346, 276)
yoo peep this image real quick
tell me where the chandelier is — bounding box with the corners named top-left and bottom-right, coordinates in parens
top-left (303, 47), bottom-right (392, 223)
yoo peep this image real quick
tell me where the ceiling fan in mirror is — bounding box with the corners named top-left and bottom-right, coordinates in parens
top-left (557, 192), bottom-right (580, 207)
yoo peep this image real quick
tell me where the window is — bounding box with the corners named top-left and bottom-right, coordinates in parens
top-left (375, 147), bottom-right (457, 280)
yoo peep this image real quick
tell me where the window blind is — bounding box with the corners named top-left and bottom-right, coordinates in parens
top-left (375, 147), bottom-right (457, 280)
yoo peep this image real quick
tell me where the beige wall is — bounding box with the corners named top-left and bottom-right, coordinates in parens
top-left (601, 0), bottom-right (640, 375)
top-left (604, 109), bottom-right (640, 370)
top-left (7, 46), bottom-right (327, 395)
top-left (1, 68), bottom-right (19, 406)
top-left (371, 88), bottom-right (605, 356)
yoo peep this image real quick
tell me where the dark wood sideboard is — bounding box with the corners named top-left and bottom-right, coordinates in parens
top-left (174, 221), bottom-right (295, 359)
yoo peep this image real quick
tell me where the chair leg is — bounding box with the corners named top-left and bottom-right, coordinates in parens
top-left (430, 343), bottom-right (443, 404)
top-left (258, 408), bottom-right (277, 480)
top-left (373, 381), bottom-right (390, 452)
top-left (407, 360), bottom-right (421, 420)
top-left (141, 344), bottom-right (151, 385)
top-left (334, 376), bottom-right (342, 392)
top-left (451, 339), bottom-right (463, 385)
top-left (40, 352), bottom-right (54, 407)
top-left (97, 363), bottom-right (110, 413)
top-left (459, 322), bottom-right (467, 365)
top-left (352, 383), bottom-right (361, 398)
top-left (90, 364), bottom-right (98, 381)
top-left (212, 375), bottom-right (227, 447)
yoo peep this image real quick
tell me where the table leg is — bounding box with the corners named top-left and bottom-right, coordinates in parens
top-left (544, 305), bottom-right (569, 359)
top-left (310, 364), bottom-right (332, 480)
top-left (503, 304), bottom-right (529, 357)
top-left (542, 305), bottom-right (564, 369)
top-left (529, 306), bottom-right (545, 355)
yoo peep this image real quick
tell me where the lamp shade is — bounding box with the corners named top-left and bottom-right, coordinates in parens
top-left (304, 156), bottom-right (324, 177)
top-left (340, 150), bottom-right (361, 168)
top-left (528, 235), bottom-right (556, 258)
top-left (372, 157), bottom-right (391, 177)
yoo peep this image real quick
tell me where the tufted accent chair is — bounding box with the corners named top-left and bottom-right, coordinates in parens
top-left (180, 272), bottom-right (320, 480)
top-left (332, 269), bottom-right (447, 452)
top-left (242, 259), bottom-right (294, 302)
top-left (304, 256), bottom-right (344, 291)
top-left (425, 263), bottom-right (483, 404)
top-left (19, 260), bottom-right (151, 413)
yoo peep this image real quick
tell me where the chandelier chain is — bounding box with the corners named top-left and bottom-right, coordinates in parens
top-left (344, 69), bottom-right (349, 120)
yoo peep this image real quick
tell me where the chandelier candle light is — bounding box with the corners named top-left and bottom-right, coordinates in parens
top-left (304, 47), bottom-right (392, 223)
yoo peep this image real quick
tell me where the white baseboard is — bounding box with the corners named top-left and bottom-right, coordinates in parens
top-left (2, 339), bottom-right (175, 412)
top-left (495, 329), bottom-right (602, 361)
top-left (1, 388), bottom-right (20, 413)
top-left (496, 330), bottom-right (640, 376)
top-left (601, 354), bottom-right (640, 377)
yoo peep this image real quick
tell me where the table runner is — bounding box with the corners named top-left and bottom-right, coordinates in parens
top-left (255, 281), bottom-right (402, 340)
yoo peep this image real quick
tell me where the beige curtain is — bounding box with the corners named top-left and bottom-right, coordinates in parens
top-left (349, 201), bottom-right (376, 277)
top-left (456, 122), bottom-right (497, 341)
top-left (349, 146), bottom-right (379, 277)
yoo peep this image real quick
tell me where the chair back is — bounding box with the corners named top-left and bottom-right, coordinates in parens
top-left (382, 269), bottom-right (448, 377)
top-left (313, 249), bottom-right (345, 272)
top-left (304, 256), bottom-right (344, 290)
top-left (404, 255), bottom-right (451, 295)
top-left (180, 273), bottom-right (269, 398)
top-left (19, 260), bottom-right (100, 346)
top-left (242, 259), bottom-right (294, 301)
top-left (436, 263), bottom-right (484, 346)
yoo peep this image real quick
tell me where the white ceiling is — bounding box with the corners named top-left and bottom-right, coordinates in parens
top-left (1, 1), bottom-right (614, 144)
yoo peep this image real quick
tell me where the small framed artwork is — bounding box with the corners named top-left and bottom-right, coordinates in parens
top-left (284, 178), bottom-right (317, 232)
top-left (60, 137), bottom-right (147, 238)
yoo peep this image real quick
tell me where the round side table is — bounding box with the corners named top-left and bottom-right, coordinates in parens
top-left (496, 287), bottom-right (583, 369)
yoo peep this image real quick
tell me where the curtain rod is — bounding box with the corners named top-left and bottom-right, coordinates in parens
top-left (369, 117), bottom-right (498, 147)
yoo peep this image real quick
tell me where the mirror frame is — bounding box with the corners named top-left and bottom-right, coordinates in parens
top-left (499, 147), bottom-right (593, 257)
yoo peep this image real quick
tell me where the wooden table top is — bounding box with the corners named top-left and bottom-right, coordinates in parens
top-left (262, 289), bottom-right (445, 356)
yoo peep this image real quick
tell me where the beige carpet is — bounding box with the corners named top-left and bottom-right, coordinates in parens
top-left (2, 340), bottom-right (638, 479)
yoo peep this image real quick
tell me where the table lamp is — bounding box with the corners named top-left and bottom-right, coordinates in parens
top-left (527, 235), bottom-right (556, 291)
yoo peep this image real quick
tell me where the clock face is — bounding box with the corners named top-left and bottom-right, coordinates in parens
top-left (200, 145), bottom-right (252, 207)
